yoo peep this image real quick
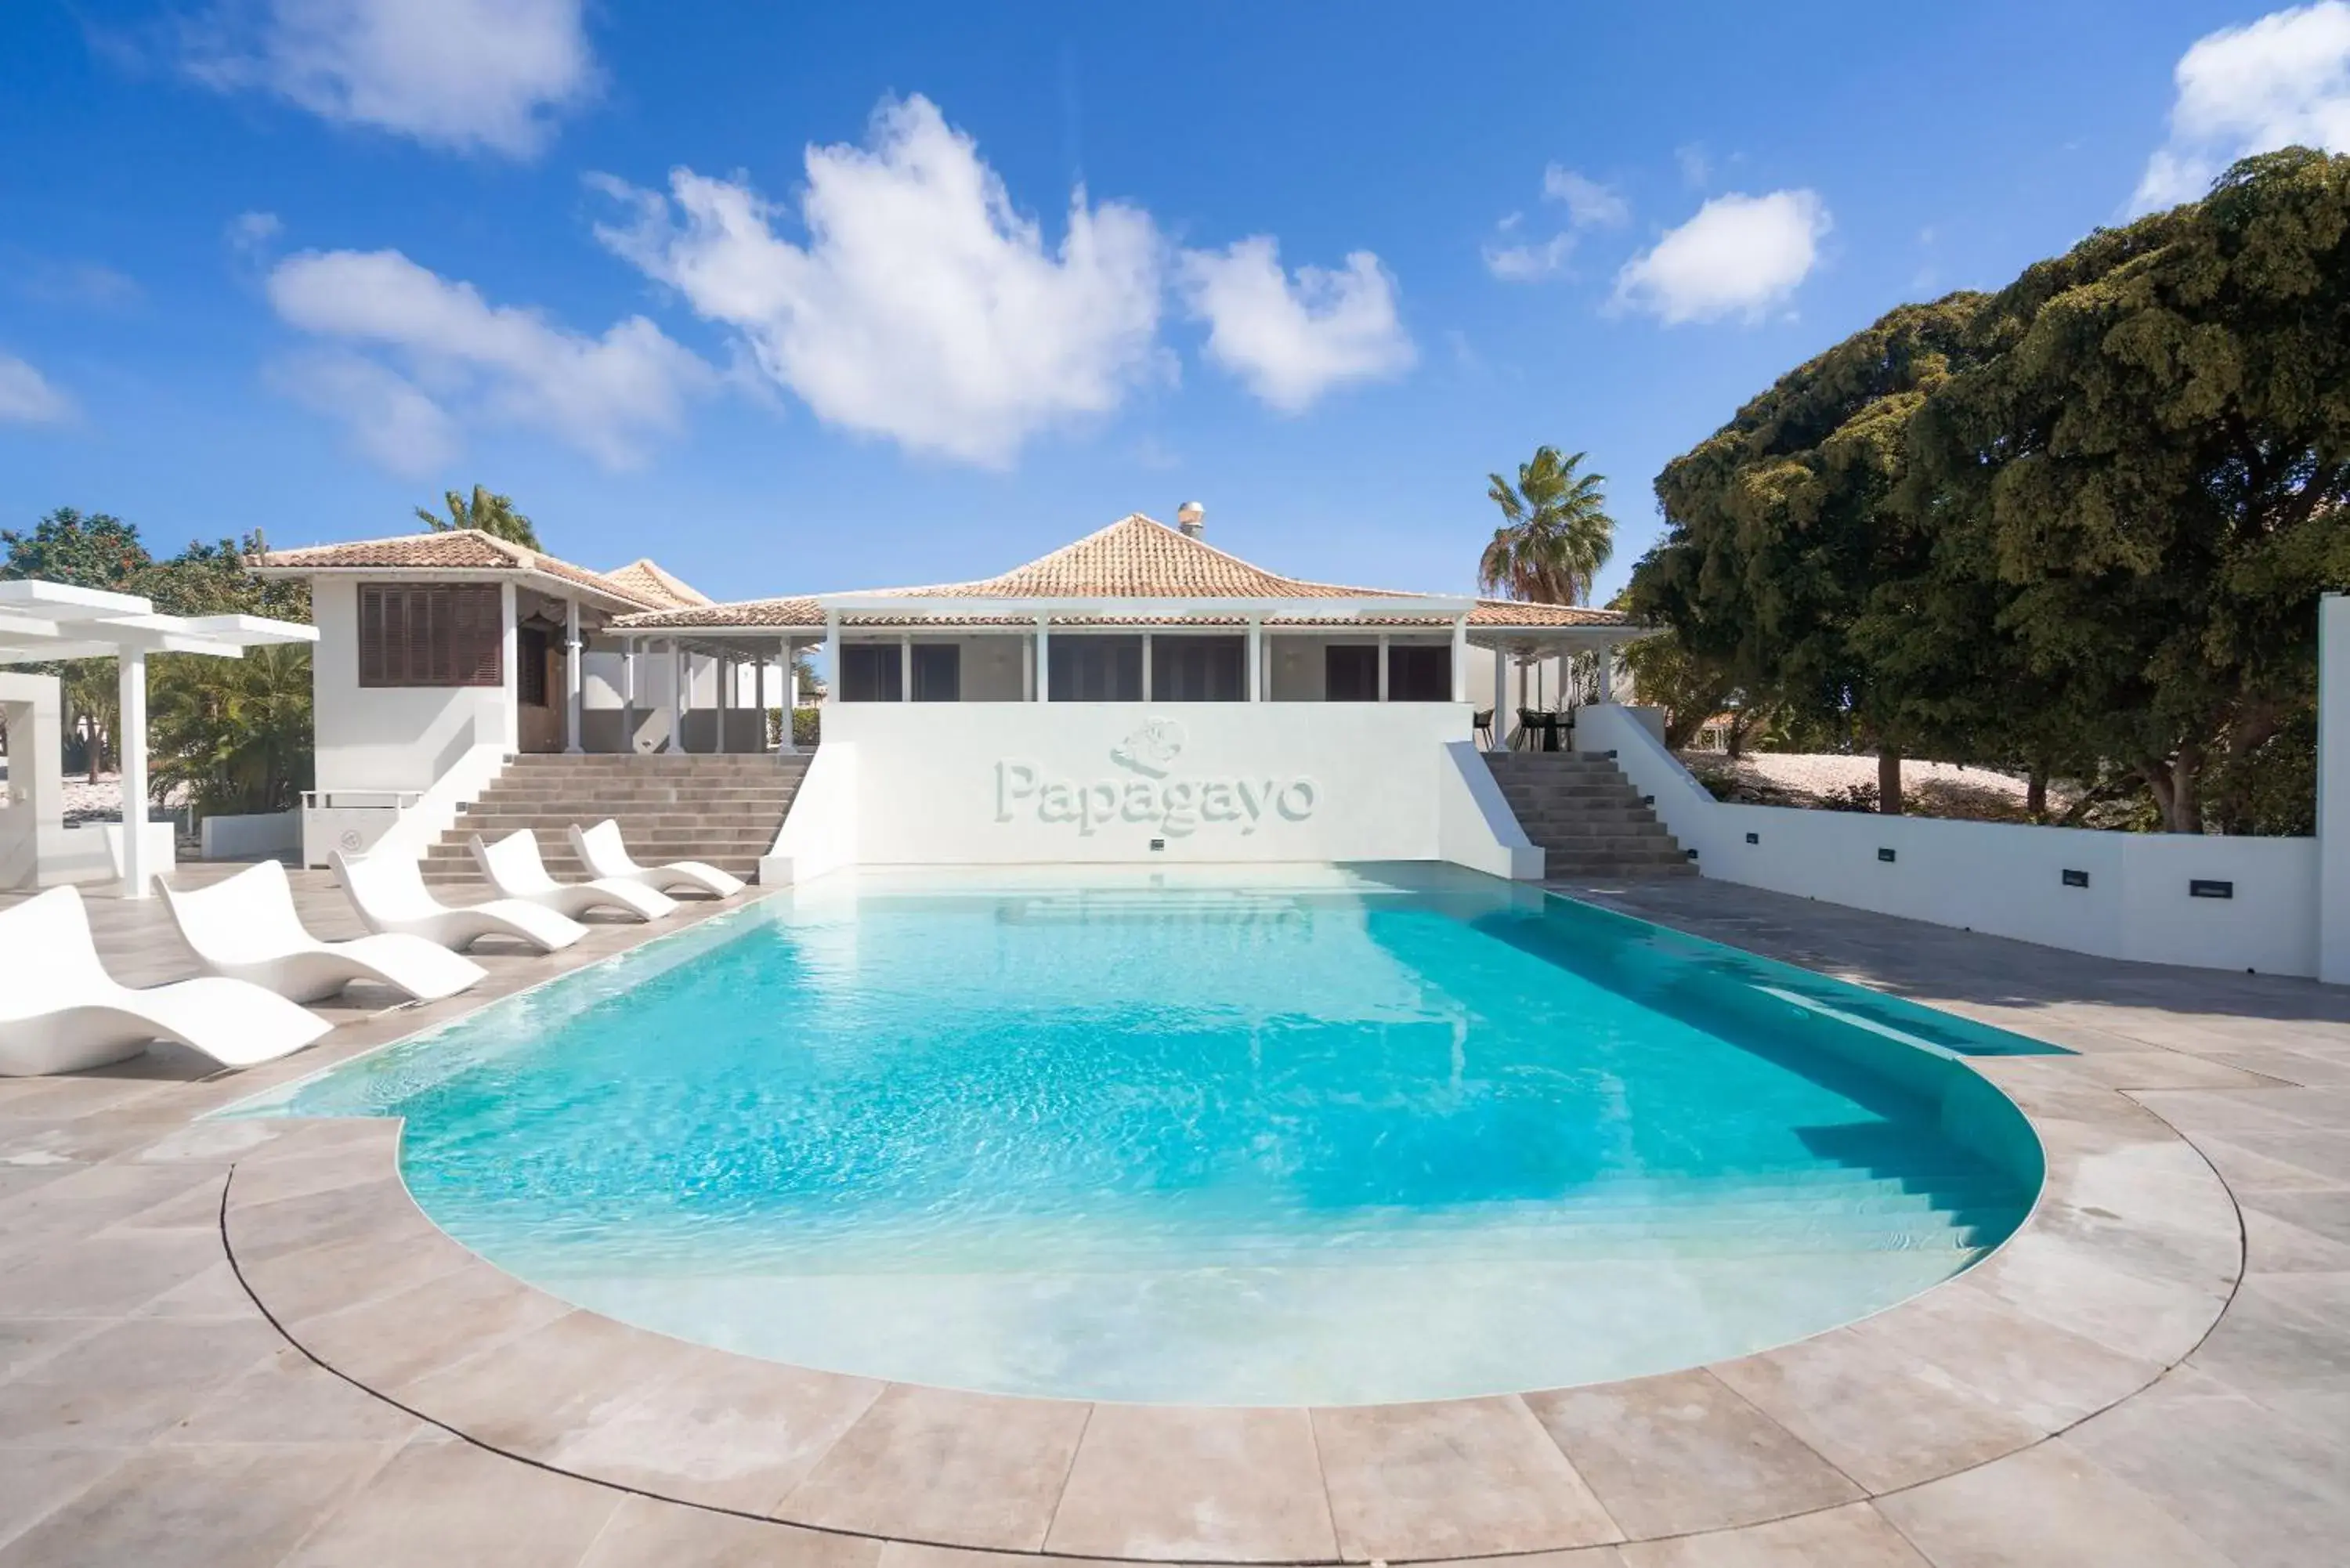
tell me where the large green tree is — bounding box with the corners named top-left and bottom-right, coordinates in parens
top-left (1905, 146), bottom-right (2350, 831)
top-left (417, 485), bottom-right (540, 549)
top-left (1630, 298), bottom-right (1992, 814)
top-left (1480, 447), bottom-right (1614, 606)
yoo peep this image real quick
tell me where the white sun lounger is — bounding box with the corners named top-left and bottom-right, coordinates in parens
top-left (0, 886), bottom-right (333, 1076)
top-left (161, 859), bottom-right (487, 1005)
top-left (566, 820), bottom-right (746, 899)
top-left (470, 830), bottom-right (678, 923)
top-left (333, 848), bottom-right (589, 954)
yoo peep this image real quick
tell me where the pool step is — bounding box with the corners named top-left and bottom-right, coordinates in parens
top-left (1483, 752), bottom-right (1694, 880)
top-left (421, 752), bottom-right (812, 885)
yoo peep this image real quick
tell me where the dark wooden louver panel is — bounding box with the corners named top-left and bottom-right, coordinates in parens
top-left (359, 584), bottom-right (504, 687)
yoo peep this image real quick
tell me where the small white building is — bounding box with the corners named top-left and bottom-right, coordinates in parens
top-left (255, 511), bottom-right (1637, 879)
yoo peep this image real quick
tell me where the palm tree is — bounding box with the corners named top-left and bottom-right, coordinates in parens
top-left (146, 645), bottom-right (313, 818)
top-left (1479, 446), bottom-right (1614, 606)
top-left (416, 486), bottom-right (540, 549)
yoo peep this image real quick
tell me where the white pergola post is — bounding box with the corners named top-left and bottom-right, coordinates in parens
top-left (754, 649), bottom-right (768, 753)
top-left (1036, 615), bottom-right (1051, 702)
top-left (667, 639), bottom-right (684, 753)
top-left (117, 648), bottom-right (149, 899)
top-left (498, 582), bottom-right (519, 752)
top-left (1595, 638), bottom-right (1615, 703)
top-left (1492, 640), bottom-right (1509, 748)
top-left (621, 636), bottom-right (637, 753)
top-left (823, 613), bottom-right (841, 709)
top-left (563, 597), bottom-right (583, 754)
top-left (1452, 613), bottom-right (1470, 703)
top-left (899, 633), bottom-right (912, 703)
top-left (1377, 632), bottom-right (1390, 703)
top-left (779, 638), bottom-right (798, 754)
top-left (1141, 631), bottom-right (1153, 702)
top-left (1247, 616), bottom-right (1263, 702)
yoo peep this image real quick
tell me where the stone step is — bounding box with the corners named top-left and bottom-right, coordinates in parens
top-left (450, 815), bottom-right (786, 833)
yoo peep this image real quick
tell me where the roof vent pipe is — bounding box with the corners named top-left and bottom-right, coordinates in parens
top-left (1176, 500), bottom-right (1206, 538)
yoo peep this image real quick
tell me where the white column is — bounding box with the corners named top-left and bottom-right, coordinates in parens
top-left (1036, 615), bottom-right (1051, 702)
top-left (900, 633), bottom-right (913, 703)
top-left (667, 639), bottom-right (683, 753)
top-left (779, 638), bottom-right (798, 754)
top-left (117, 648), bottom-right (150, 900)
top-left (1021, 631), bottom-right (1036, 700)
top-left (1452, 613), bottom-right (1470, 703)
top-left (563, 597), bottom-right (583, 754)
top-left (1595, 638), bottom-right (1615, 703)
top-left (2320, 595), bottom-right (2350, 982)
top-left (1247, 616), bottom-right (1262, 702)
top-left (498, 581), bottom-right (519, 752)
top-left (823, 613), bottom-right (841, 708)
top-left (1141, 631), bottom-right (1153, 702)
top-left (621, 638), bottom-right (638, 753)
top-left (1377, 633), bottom-right (1390, 703)
top-left (1491, 639), bottom-right (1508, 748)
top-left (754, 649), bottom-right (768, 754)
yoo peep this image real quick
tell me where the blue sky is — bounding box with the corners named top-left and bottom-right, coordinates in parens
top-left (2, 1), bottom-right (2343, 604)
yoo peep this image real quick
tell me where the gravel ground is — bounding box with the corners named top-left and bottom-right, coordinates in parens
top-left (1683, 751), bottom-right (2058, 820)
top-left (0, 761), bottom-right (189, 824)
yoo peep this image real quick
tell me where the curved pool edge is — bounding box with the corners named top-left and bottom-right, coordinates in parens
top-left (219, 1042), bottom-right (2238, 1565)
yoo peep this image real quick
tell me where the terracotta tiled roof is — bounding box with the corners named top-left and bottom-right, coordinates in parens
top-left (602, 558), bottom-right (711, 609)
top-left (252, 529), bottom-right (667, 611)
top-left (609, 513), bottom-right (1636, 634)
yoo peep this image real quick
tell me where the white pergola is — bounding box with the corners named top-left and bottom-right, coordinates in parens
top-left (0, 580), bottom-right (318, 899)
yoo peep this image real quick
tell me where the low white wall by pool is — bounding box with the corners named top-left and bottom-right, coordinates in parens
top-left (783, 702), bottom-right (1532, 879)
top-left (1576, 703), bottom-right (2323, 978)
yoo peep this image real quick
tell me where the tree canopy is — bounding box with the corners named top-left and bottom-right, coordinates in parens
top-left (1628, 147), bottom-right (2350, 831)
top-left (1480, 447), bottom-right (1614, 605)
top-left (418, 485), bottom-right (540, 549)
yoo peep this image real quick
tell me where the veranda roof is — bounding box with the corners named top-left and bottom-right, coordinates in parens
top-left (611, 514), bottom-right (1636, 638)
top-left (250, 529), bottom-right (694, 614)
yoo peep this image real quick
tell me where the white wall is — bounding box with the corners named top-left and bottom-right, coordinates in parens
top-left (311, 578), bottom-right (515, 793)
top-left (1576, 703), bottom-right (2323, 977)
top-left (821, 701), bottom-right (1524, 871)
top-left (761, 742), bottom-right (859, 886)
top-left (199, 811), bottom-right (298, 861)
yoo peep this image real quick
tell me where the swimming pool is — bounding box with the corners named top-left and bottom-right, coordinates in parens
top-left (233, 865), bottom-right (2051, 1406)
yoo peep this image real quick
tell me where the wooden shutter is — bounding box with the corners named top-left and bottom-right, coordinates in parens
top-left (357, 583), bottom-right (504, 688)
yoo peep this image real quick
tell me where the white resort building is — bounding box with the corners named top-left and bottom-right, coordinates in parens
top-left (248, 509), bottom-right (1676, 887)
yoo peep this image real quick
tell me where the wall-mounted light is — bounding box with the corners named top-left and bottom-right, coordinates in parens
top-left (2189, 879), bottom-right (2233, 899)
top-left (1877, 847), bottom-right (1896, 863)
top-left (2062, 869), bottom-right (2089, 888)
top-left (1149, 838), bottom-right (1166, 852)
top-left (1744, 831), bottom-right (1759, 845)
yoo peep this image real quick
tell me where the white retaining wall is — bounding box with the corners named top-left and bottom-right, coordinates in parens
top-left (1574, 703), bottom-right (2323, 977)
top-left (199, 811), bottom-right (298, 861)
top-left (775, 703), bottom-right (1535, 880)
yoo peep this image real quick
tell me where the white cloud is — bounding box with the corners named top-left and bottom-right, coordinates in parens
top-left (269, 352), bottom-right (460, 475)
top-left (1612, 190), bottom-right (1830, 326)
top-left (1675, 143), bottom-right (1712, 188)
top-left (1177, 238), bottom-right (1414, 412)
top-left (185, 0), bottom-right (596, 158)
top-left (265, 247), bottom-right (710, 470)
top-left (1542, 165), bottom-right (1629, 229)
top-left (1483, 229), bottom-right (1576, 282)
top-left (0, 353), bottom-right (74, 425)
top-left (227, 210), bottom-right (284, 259)
top-left (2133, 2), bottom-right (2350, 211)
top-left (595, 94), bottom-right (1163, 468)
top-left (15, 262), bottom-right (140, 310)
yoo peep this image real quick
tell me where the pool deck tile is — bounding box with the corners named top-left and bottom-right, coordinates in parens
top-left (1044, 1404), bottom-right (1340, 1563)
top-left (1840, 1277), bottom-right (2164, 1433)
top-left (0, 1314), bottom-right (284, 1451)
top-left (536, 1349), bottom-right (887, 1516)
top-left (282, 1253), bottom-right (575, 1394)
top-left (274, 1432), bottom-right (623, 1568)
top-left (1704, 1326), bottom-right (2044, 1496)
top-left (579, 1494), bottom-right (882, 1568)
top-left (1309, 1395), bottom-right (1623, 1560)
top-left (776, 1382), bottom-right (1094, 1552)
top-left (1611, 1501), bottom-right (1929, 1566)
top-left (386, 1308), bottom-right (708, 1457)
top-left (1871, 1437), bottom-right (2234, 1568)
top-left (0, 1448), bottom-right (131, 1557)
top-left (1522, 1369), bottom-right (1862, 1538)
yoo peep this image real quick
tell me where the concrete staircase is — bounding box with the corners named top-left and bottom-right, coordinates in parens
top-left (421, 752), bottom-right (811, 886)
top-left (1483, 751), bottom-right (1696, 880)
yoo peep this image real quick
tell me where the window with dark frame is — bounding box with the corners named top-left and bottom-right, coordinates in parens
top-left (839, 643), bottom-right (903, 702)
top-left (1324, 644), bottom-right (1379, 701)
top-left (1049, 634), bottom-right (1144, 701)
top-left (357, 583), bottom-right (503, 688)
top-left (1386, 645), bottom-right (1452, 702)
top-left (1150, 635), bottom-right (1246, 701)
top-left (911, 643), bottom-right (961, 702)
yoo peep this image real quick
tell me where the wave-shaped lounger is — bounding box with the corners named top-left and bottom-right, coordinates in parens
top-left (333, 848), bottom-right (588, 954)
top-left (161, 858), bottom-right (486, 1005)
top-left (567, 820), bottom-right (745, 899)
top-left (0, 885), bottom-right (333, 1076)
top-left (471, 829), bottom-right (677, 923)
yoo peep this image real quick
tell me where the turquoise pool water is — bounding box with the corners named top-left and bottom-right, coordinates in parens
top-left (233, 865), bottom-right (2050, 1405)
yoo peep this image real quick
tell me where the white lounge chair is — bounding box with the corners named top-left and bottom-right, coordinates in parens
top-left (333, 848), bottom-right (589, 954)
top-left (161, 859), bottom-right (487, 1005)
top-left (0, 886), bottom-right (332, 1076)
top-left (566, 820), bottom-right (746, 900)
top-left (471, 830), bottom-right (678, 923)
